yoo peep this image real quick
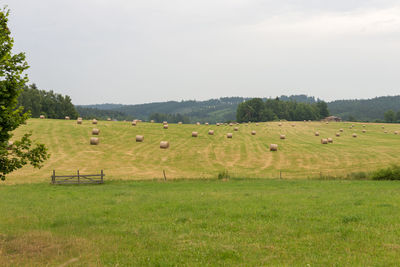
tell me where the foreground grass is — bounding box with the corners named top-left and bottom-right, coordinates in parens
top-left (1, 179), bottom-right (400, 266)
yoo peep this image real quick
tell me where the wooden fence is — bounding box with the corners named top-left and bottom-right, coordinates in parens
top-left (51, 170), bottom-right (104, 184)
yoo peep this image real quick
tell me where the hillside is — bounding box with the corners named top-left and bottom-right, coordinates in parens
top-left (78, 95), bottom-right (400, 122)
top-left (8, 118), bottom-right (400, 184)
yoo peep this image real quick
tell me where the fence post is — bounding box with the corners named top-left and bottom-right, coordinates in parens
top-left (163, 170), bottom-right (167, 181)
top-left (101, 170), bottom-right (104, 183)
top-left (52, 170), bottom-right (55, 184)
top-left (78, 170), bottom-right (80, 184)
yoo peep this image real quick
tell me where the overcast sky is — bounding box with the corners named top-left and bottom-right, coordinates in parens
top-left (7, 0), bottom-right (400, 105)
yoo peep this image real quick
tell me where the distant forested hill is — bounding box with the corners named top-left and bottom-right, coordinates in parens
top-left (79, 95), bottom-right (317, 123)
top-left (327, 96), bottom-right (400, 121)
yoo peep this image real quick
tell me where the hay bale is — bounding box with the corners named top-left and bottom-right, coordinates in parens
top-left (227, 133), bottom-right (233, 138)
top-left (192, 131), bottom-right (198, 137)
top-left (78, 117), bottom-right (82, 121)
top-left (255, 123), bottom-right (259, 126)
top-left (234, 127), bottom-right (239, 131)
top-left (136, 135), bottom-right (144, 142)
top-left (7, 141), bottom-right (13, 150)
top-left (92, 128), bottom-right (100, 135)
top-left (327, 138), bottom-right (333, 143)
top-left (340, 129), bottom-right (343, 132)
top-left (160, 141), bottom-right (169, 149)
top-left (291, 124), bottom-right (295, 127)
top-left (163, 121), bottom-right (168, 125)
top-left (163, 124), bottom-right (168, 129)
top-left (216, 123), bottom-right (220, 126)
top-left (270, 144), bottom-right (278, 151)
top-left (336, 133), bottom-right (340, 137)
top-left (65, 116), bottom-right (70, 120)
top-left (40, 115), bottom-right (45, 119)
top-left (132, 121), bottom-right (137, 126)
top-left (208, 130), bottom-right (214, 135)
top-left (150, 120), bottom-right (154, 123)
top-left (384, 131), bottom-right (388, 134)
top-left (77, 119), bottom-right (82, 125)
top-left (205, 122), bottom-right (209, 126)
top-left (315, 132), bottom-right (320, 136)
top-left (92, 119), bottom-right (98, 125)
top-left (178, 122), bottom-right (182, 125)
top-left (107, 118), bottom-right (111, 121)
top-left (382, 126), bottom-right (385, 129)
top-left (395, 131), bottom-right (399, 135)
top-left (278, 123), bottom-right (282, 126)
top-left (196, 122), bottom-right (200, 125)
top-left (321, 138), bottom-right (328, 144)
top-left (362, 129), bottom-right (366, 133)
top-left (90, 137), bottom-right (99, 145)
top-left (352, 133), bottom-right (357, 138)
top-left (363, 125), bottom-right (366, 128)
top-left (229, 123), bottom-right (233, 126)
top-left (280, 135), bottom-right (286, 139)
top-left (251, 130), bottom-right (256, 135)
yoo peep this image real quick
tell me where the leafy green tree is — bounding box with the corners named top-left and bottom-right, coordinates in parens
top-left (384, 110), bottom-right (396, 123)
top-left (0, 8), bottom-right (49, 180)
top-left (396, 111), bottom-right (400, 123)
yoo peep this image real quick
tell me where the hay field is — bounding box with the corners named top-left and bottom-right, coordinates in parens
top-left (7, 119), bottom-right (400, 184)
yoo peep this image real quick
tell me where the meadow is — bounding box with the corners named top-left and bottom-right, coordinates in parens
top-left (1, 179), bottom-right (400, 266)
top-left (6, 119), bottom-right (400, 184)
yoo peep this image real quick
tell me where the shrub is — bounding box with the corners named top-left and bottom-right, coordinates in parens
top-left (372, 165), bottom-right (400, 180)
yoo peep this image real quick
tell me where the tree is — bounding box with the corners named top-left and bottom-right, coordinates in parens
top-left (384, 110), bottom-right (396, 123)
top-left (0, 8), bottom-right (49, 180)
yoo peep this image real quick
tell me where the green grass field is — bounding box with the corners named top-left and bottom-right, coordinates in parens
top-left (6, 119), bottom-right (400, 184)
top-left (1, 179), bottom-right (400, 266)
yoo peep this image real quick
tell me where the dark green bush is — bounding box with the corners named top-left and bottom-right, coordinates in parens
top-left (372, 165), bottom-right (400, 180)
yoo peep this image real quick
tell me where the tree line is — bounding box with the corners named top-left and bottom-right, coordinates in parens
top-left (236, 98), bottom-right (329, 122)
top-left (383, 110), bottom-right (400, 123)
top-left (148, 113), bottom-right (191, 123)
top-left (18, 84), bottom-right (78, 119)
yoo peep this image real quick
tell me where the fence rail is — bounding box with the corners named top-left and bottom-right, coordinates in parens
top-left (51, 170), bottom-right (104, 184)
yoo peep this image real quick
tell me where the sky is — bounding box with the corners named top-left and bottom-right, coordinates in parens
top-left (7, 0), bottom-right (400, 105)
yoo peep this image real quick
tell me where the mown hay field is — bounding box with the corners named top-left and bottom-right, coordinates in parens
top-left (7, 119), bottom-right (400, 184)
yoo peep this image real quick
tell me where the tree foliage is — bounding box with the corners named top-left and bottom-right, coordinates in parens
top-left (148, 113), bottom-right (190, 124)
top-left (0, 8), bottom-right (49, 180)
top-left (18, 83), bottom-right (78, 119)
top-left (236, 97), bottom-right (329, 122)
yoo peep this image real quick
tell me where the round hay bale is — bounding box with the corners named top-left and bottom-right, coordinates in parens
top-left (325, 122), bottom-right (329, 124)
top-left (160, 141), bottom-right (169, 149)
top-left (251, 130), bottom-right (256, 135)
top-left (92, 119), bottom-right (98, 125)
top-left (136, 135), bottom-right (144, 142)
top-left (192, 131), bottom-right (198, 137)
top-left (78, 117), bottom-right (82, 120)
top-left (280, 135), bottom-right (286, 139)
top-left (65, 116), bottom-right (70, 120)
top-left (234, 127), bottom-right (239, 131)
top-left (208, 130), bottom-right (214, 135)
top-left (229, 123), bottom-right (233, 126)
top-left (7, 141), bottom-right (13, 150)
top-left (270, 144), bottom-right (278, 151)
top-left (362, 129), bottom-right (366, 133)
top-left (340, 129), bottom-right (343, 132)
top-left (77, 120), bottom-right (82, 125)
top-left (321, 138), bottom-right (328, 144)
top-left (178, 122), bottom-right (182, 125)
top-left (216, 123), bottom-right (220, 126)
top-left (382, 126), bottom-right (385, 129)
top-left (40, 115), bottom-right (45, 119)
top-left (352, 133), bottom-right (357, 138)
top-left (92, 128), bottom-right (100, 135)
top-left (256, 123), bottom-right (259, 126)
top-left (291, 124), bottom-right (295, 127)
top-left (163, 124), bottom-right (168, 129)
top-left (107, 118), bottom-right (111, 121)
top-left (132, 121), bottom-right (137, 126)
top-left (336, 133), bottom-right (340, 137)
top-left (315, 132), bottom-right (320, 136)
top-left (205, 122), bottom-right (209, 126)
top-left (278, 123), bottom-right (282, 126)
top-left (196, 122), bottom-right (200, 125)
top-left (395, 131), bottom-right (399, 135)
top-left (227, 133), bottom-right (233, 138)
top-left (150, 120), bottom-right (154, 123)
top-left (327, 138), bottom-right (333, 143)
top-left (163, 121), bottom-right (168, 125)
top-left (90, 137), bottom-right (99, 145)
top-left (363, 125), bottom-right (366, 128)
top-left (384, 131), bottom-right (388, 134)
